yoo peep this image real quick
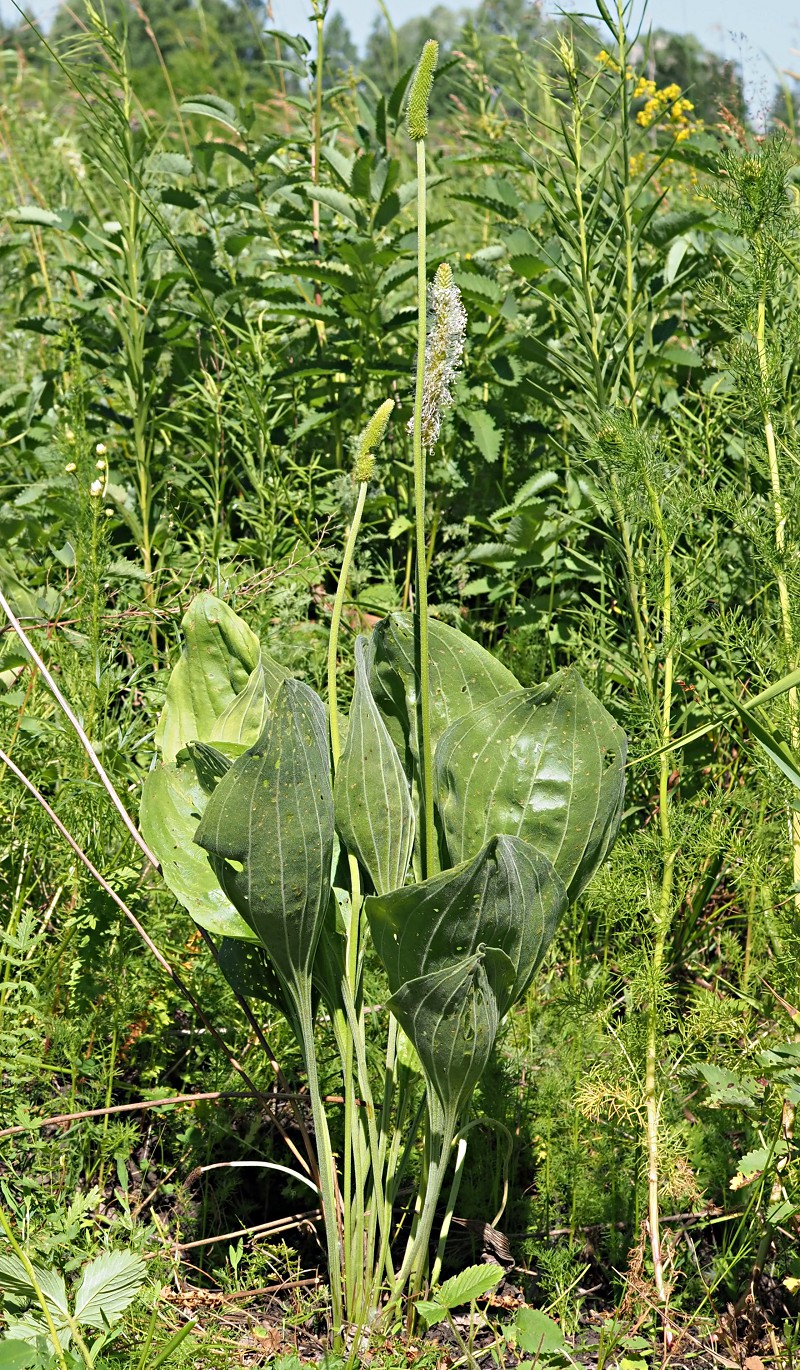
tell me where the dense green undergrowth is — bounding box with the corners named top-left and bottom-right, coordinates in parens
top-left (2, 0), bottom-right (800, 1363)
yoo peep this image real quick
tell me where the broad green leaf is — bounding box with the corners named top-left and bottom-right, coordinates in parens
top-left (436, 1263), bottom-right (504, 1309)
top-left (387, 950), bottom-right (511, 1118)
top-left (218, 937), bottom-right (286, 1008)
top-left (415, 1300), bottom-right (447, 1328)
top-left (211, 653), bottom-right (290, 748)
top-left (155, 594), bottom-right (259, 764)
top-left (140, 754), bottom-right (258, 943)
top-left (186, 740), bottom-right (237, 792)
top-left (334, 635), bottom-right (414, 894)
top-left (0, 1341), bottom-right (37, 1369)
top-left (368, 835), bottom-right (566, 1017)
top-left (435, 669), bottom-right (626, 901)
top-left (368, 611), bottom-right (520, 775)
top-left (73, 1251), bottom-right (146, 1330)
top-left (194, 679), bottom-right (334, 984)
top-left (511, 1306), bottom-right (566, 1354)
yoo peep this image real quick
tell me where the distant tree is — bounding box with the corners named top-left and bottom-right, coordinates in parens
top-left (46, 0), bottom-right (271, 105)
top-left (324, 9), bottom-right (358, 84)
top-left (644, 29), bottom-right (745, 125)
top-left (769, 79), bottom-right (800, 134)
top-left (364, 4), bottom-right (472, 95)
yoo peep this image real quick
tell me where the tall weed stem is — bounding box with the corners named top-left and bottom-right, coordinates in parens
top-left (413, 137), bottom-right (435, 878)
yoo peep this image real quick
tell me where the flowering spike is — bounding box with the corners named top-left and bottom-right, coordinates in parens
top-left (407, 40), bottom-right (439, 141)
top-left (408, 263), bottom-right (467, 449)
top-left (353, 398), bottom-right (394, 483)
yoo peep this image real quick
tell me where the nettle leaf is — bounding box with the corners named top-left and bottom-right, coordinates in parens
top-left (334, 635), bottom-right (414, 894)
top-left (73, 1251), bottom-right (146, 1330)
top-left (368, 835), bottom-right (566, 1020)
top-left (140, 751), bottom-right (258, 943)
top-left (369, 611), bottom-right (520, 777)
top-left (155, 594), bottom-right (259, 764)
top-left (195, 679), bottom-right (334, 985)
top-left (435, 669), bottom-right (626, 901)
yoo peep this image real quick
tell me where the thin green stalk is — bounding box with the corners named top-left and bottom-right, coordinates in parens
top-left (413, 136), bottom-right (435, 878)
top-left (290, 977), bottom-right (344, 1338)
top-left (615, 0), bottom-right (638, 413)
top-left (643, 476), bottom-right (674, 1312)
top-left (328, 480), bottom-right (368, 768)
top-left (756, 287), bottom-right (800, 899)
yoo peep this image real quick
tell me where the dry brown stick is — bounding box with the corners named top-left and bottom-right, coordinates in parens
top-left (0, 1090), bottom-right (249, 1141)
top-left (172, 1276), bottom-right (321, 1302)
top-left (173, 1210), bottom-right (322, 1252)
top-left (0, 747), bottom-right (277, 1115)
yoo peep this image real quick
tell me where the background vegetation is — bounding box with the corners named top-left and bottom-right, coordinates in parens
top-left (2, 0), bottom-right (800, 1363)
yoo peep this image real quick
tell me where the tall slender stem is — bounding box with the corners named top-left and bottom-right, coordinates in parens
top-left (756, 288), bottom-right (800, 902)
top-left (644, 477), bottom-right (674, 1320)
top-left (328, 480), bottom-right (368, 769)
top-left (412, 137), bottom-right (435, 877)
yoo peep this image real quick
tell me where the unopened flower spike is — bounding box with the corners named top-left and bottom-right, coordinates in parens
top-left (407, 40), bottom-right (439, 141)
top-left (408, 262), bottom-right (467, 448)
top-left (353, 398), bottom-right (394, 483)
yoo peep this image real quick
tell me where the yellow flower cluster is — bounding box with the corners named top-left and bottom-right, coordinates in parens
top-left (594, 51), bottom-right (703, 149)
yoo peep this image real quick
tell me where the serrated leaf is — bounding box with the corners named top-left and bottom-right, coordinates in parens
top-left (465, 410), bottom-right (503, 463)
top-left (415, 1299), bottom-right (447, 1328)
top-left (334, 635), bottom-right (414, 895)
top-left (180, 95), bottom-right (242, 134)
top-left (155, 594), bottom-right (259, 764)
top-left (305, 185), bottom-right (360, 225)
top-left (73, 1251), bottom-right (146, 1330)
top-left (437, 1262), bottom-right (504, 1308)
top-left (435, 669), bottom-right (626, 901)
top-left (195, 679), bottom-right (334, 985)
top-left (140, 754), bottom-right (258, 943)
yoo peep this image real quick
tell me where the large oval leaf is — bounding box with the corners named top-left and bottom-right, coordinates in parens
top-left (140, 753), bottom-right (258, 942)
top-left (194, 679), bottom-right (334, 984)
top-left (155, 593), bottom-right (260, 763)
top-left (368, 612), bottom-right (521, 773)
top-left (334, 635), bottom-right (414, 894)
top-left (211, 652), bottom-right (290, 747)
top-left (387, 950), bottom-right (512, 1119)
top-left (367, 833), bottom-right (566, 1017)
top-left (435, 669), bottom-right (626, 901)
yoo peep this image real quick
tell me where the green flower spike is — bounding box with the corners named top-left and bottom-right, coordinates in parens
top-left (407, 39), bottom-right (439, 141)
top-left (353, 398), bottom-right (394, 483)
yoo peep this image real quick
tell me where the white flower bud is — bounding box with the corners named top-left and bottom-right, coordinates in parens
top-left (408, 263), bottom-right (467, 448)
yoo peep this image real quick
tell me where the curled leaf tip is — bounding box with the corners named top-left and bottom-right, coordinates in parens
top-left (353, 398), bottom-right (394, 482)
top-left (407, 39), bottom-right (439, 141)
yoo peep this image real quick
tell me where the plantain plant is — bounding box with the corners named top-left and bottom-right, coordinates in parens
top-left (140, 41), bottom-right (627, 1344)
